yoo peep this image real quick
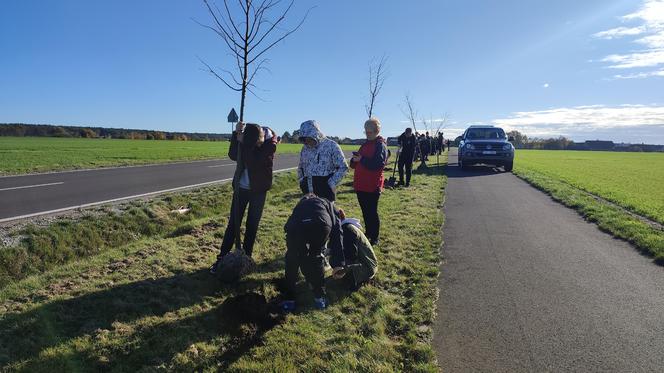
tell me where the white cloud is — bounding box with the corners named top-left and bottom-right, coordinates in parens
top-left (492, 105), bottom-right (664, 140)
top-left (613, 68), bottom-right (664, 79)
top-left (542, 83), bottom-right (550, 88)
top-left (602, 49), bottom-right (664, 68)
top-left (594, 26), bottom-right (646, 39)
top-left (594, 0), bottom-right (664, 77)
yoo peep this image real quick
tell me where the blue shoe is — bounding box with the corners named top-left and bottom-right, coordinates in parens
top-left (313, 297), bottom-right (327, 310)
top-left (280, 300), bottom-right (296, 312)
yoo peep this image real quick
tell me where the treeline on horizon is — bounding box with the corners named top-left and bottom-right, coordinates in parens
top-left (504, 130), bottom-right (664, 152)
top-left (0, 123), bottom-right (230, 141)
top-left (0, 123), bottom-right (358, 144)
top-left (451, 130), bottom-right (663, 152)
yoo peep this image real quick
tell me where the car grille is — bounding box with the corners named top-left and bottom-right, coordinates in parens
top-left (471, 142), bottom-right (505, 150)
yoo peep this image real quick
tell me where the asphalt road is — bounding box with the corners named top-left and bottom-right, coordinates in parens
top-left (0, 153), bottom-right (305, 223)
top-left (434, 149), bottom-right (664, 372)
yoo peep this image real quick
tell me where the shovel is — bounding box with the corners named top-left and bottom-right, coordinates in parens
top-left (385, 149), bottom-right (400, 188)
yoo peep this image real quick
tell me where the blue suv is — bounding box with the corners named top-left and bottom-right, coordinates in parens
top-left (458, 125), bottom-right (515, 171)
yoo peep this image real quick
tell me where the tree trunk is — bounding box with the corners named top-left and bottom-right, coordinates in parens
top-left (233, 1), bottom-right (252, 253)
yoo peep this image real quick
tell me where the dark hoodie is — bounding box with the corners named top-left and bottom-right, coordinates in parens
top-left (228, 128), bottom-right (277, 193)
top-left (350, 136), bottom-right (388, 193)
top-left (284, 196), bottom-right (345, 268)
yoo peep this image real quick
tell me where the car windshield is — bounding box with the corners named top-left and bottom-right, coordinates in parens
top-left (466, 128), bottom-right (505, 140)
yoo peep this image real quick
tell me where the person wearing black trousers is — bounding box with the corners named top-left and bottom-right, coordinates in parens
top-left (210, 123), bottom-right (277, 274)
top-left (281, 195), bottom-right (345, 311)
top-left (397, 128), bottom-right (416, 187)
top-left (350, 118), bottom-right (389, 245)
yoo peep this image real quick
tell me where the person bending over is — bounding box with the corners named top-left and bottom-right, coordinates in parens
top-left (281, 195), bottom-right (345, 311)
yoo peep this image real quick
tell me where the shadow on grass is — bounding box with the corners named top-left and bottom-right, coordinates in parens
top-left (0, 269), bottom-right (213, 369)
top-left (0, 256), bottom-right (274, 369)
top-left (413, 164), bottom-right (447, 176)
top-left (0, 254), bottom-right (353, 371)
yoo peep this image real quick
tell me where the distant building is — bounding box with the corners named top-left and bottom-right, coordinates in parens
top-left (585, 140), bottom-right (615, 151)
top-left (567, 140), bottom-right (663, 152)
top-left (569, 140), bottom-right (615, 151)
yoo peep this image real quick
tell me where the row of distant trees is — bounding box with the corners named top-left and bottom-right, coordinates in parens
top-left (0, 123), bottom-right (367, 145)
top-left (452, 130), bottom-right (574, 150)
top-left (279, 130), bottom-right (356, 144)
top-left (0, 123), bottom-right (229, 141)
top-left (503, 130), bottom-right (663, 152)
top-left (506, 131), bottom-right (573, 150)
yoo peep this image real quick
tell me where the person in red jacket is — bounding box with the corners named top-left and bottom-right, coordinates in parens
top-left (210, 122), bottom-right (277, 274)
top-left (350, 118), bottom-right (388, 245)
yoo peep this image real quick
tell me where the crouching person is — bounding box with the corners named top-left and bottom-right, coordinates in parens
top-left (281, 195), bottom-right (345, 311)
top-left (334, 210), bottom-right (378, 289)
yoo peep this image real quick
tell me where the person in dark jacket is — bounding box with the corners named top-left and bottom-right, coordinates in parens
top-left (437, 133), bottom-right (444, 155)
top-left (350, 118), bottom-right (388, 245)
top-left (418, 133), bottom-right (430, 166)
top-left (281, 195), bottom-right (345, 311)
top-left (210, 122), bottom-right (277, 274)
top-left (397, 128), bottom-right (416, 187)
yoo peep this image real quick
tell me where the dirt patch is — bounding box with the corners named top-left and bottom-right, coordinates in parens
top-left (219, 292), bottom-right (284, 328)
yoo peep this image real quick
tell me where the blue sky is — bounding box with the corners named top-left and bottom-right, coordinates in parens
top-left (1, 0), bottom-right (663, 143)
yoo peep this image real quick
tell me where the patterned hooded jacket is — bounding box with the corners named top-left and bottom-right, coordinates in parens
top-left (297, 120), bottom-right (348, 193)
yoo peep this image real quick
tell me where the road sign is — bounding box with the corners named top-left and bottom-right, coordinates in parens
top-left (227, 108), bottom-right (239, 123)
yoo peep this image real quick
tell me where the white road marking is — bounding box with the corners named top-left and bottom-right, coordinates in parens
top-left (207, 164), bottom-right (235, 168)
top-left (0, 182), bottom-right (64, 192)
top-left (0, 167), bottom-right (298, 223)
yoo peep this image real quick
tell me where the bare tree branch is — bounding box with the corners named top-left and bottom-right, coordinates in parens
top-left (220, 0), bottom-right (245, 41)
top-left (201, 0), bottom-right (244, 50)
top-left (401, 93), bottom-right (419, 134)
top-left (246, 58), bottom-right (270, 86)
top-left (198, 56), bottom-right (242, 91)
top-left (365, 55), bottom-right (389, 118)
top-left (248, 0), bottom-right (294, 53)
top-left (434, 113), bottom-right (450, 136)
top-left (198, 0), bottom-right (310, 122)
top-left (248, 6), bottom-right (313, 64)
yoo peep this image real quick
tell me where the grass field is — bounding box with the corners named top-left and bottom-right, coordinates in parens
top-left (0, 157), bottom-right (446, 371)
top-left (513, 150), bottom-right (664, 262)
top-left (515, 150), bottom-right (664, 224)
top-left (0, 137), bottom-right (362, 176)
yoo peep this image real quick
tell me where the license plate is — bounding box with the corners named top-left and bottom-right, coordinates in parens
top-left (482, 151), bottom-right (496, 155)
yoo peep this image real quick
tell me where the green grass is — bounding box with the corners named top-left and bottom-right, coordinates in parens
top-left (0, 156), bottom-right (447, 371)
top-left (0, 137), bottom-right (363, 175)
top-left (515, 150), bottom-right (664, 224)
top-left (513, 150), bottom-right (664, 262)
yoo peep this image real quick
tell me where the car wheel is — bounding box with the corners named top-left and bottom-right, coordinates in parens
top-left (504, 161), bottom-right (513, 172)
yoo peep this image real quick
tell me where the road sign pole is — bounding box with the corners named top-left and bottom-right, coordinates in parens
top-left (227, 107), bottom-right (243, 253)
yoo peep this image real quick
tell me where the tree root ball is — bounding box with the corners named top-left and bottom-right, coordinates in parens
top-left (215, 251), bottom-right (256, 283)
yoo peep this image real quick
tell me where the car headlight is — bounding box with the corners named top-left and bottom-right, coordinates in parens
top-left (502, 144), bottom-right (512, 150)
top-left (465, 143), bottom-right (475, 150)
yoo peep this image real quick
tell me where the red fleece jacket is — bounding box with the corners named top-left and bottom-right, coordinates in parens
top-left (350, 136), bottom-right (388, 193)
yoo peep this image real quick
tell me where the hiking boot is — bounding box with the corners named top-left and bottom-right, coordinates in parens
top-left (280, 300), bottom-right (296, 312)
top-left (313, 297), bottom-right (327, 310)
